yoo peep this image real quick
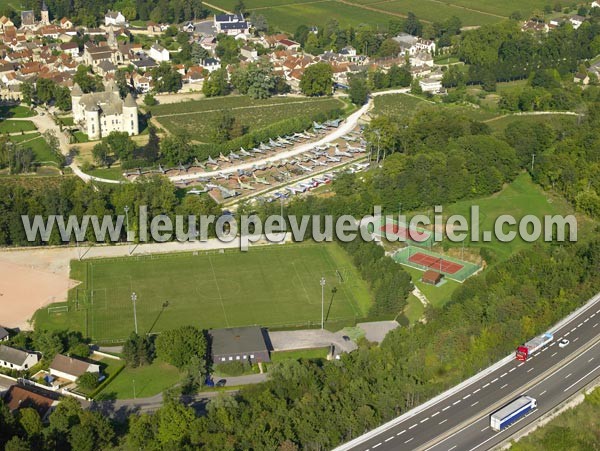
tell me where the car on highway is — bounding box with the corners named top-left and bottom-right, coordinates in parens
top-left (558, 338), bottom-right (570, 348)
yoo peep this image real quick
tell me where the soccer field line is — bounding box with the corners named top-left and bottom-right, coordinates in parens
top-left (319, 246), bottom-right (362, 317)
top-left (292, 261), bottom-right (313, 304)
top-left (208, 255), bottom-right (230, 327)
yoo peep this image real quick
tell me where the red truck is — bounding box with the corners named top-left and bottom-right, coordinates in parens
top-left (516, 333), bottom-right (554, 361)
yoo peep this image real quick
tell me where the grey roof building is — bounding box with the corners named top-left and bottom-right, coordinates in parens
top-left (0, 345), bottom-right (39, 371)
top-left (0, 327), bottom-right (8, 341)
top-left (209, 326), bottom-right (270, 364)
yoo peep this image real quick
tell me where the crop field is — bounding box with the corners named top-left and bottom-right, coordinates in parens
top-left (35, 243), bottom-right (372, 343)
top-left (208, 0), bottom-right (550, 30)
top-left (153, 96), bottom-right (345, 142)
top-left (372, 93), bottom-right (430, 119)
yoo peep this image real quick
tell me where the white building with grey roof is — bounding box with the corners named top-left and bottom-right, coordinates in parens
top-left (0, 345), bottom-right (39, 371)
top-left (72, 80), bottom-right (139, 140)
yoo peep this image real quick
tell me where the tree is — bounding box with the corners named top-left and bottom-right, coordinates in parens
top-left (404, 12), bottom-right (422, 36)
top-left (388, 64), bottom-right (412, 87)
top-left (377, 38), bottom-right (401, 57)
top-left (160, 133), bottom-right (194, 165)
top-left (18, 408), bottom-right (43, 439)
top-left (142, 125), bottom-right (160, 162)
top-left (348, 75), bottom-right (370, 105)
top-left (151, 63), bottom-right (182, 93)
top-left (215, 35), bottom-right (239, 64)
top-left (202, 68), bottom-right (229, 97)
top-left (191, 43), bottom-right (209, 64)
top-left (21, 82), bottom-right (34, 106)
top-left (250, 13), bottom-right (267, 33)
top-left (299, 62), bottom-right (333, 96)
top-left (92, 142), bottom-right (110, 167)
top-left (77, 372), bottom-right (99, 390)
top-left (155, 326), bottom-right (207, 369)
top-left (36, 78), bottom-right (55, 104)
top-left (144, 93), bottom-right (157, 106)
top-left (33, 330), bottom-right (64, 361)
top-left (73, 65), bottom-right (99, 93)
top-left (123, 332), bottom-right (154, 368)
top-left (54, 86), bottom-right (72, 111)
top-left (245, 63), bottom-right (275, 99)
top-left (233, 0), bottom-right (245, 14)
top-left (104, 131), bottom-right (136, 161)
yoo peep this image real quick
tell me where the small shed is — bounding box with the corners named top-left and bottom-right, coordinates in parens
top-left (422, 270), bottom-right (443, 286)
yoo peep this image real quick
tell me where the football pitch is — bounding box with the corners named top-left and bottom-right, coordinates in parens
top-left (35, 244), bottom-right (371, 343)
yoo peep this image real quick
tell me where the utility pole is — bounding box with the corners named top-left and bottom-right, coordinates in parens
top-left (131, 292), bottom-right (138, 334)
top-left (320, 277), bottom-right (326, 330)
top-left (375, 129), bottom-right (381, 163)
top-left (133, 379), bottom-right (136, 399)
top-left (124, 205), bottom-right (131, 255)
top-left (531, 153), bottom-right (536, 172)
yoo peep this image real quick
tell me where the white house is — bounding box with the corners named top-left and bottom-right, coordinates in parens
top-left (105, 10), bottom-right (127, 27)
top-left (0, 345), bottom-right (39, 371)
top-left (593, 1), bottom-right (600, 7)
top-left (410, 51), bottom-right (434, 68)
top-left (419, 77), bottom-right (442, 93)
top-left (202, 57), bottom-right (221, 73)
top-left (214, 13), bottom-right (249, 36)
top-left (149, 43), bottom-right (169, 62)
top-left (49, 354), bottom-right (101, 382)
top-left (240, 45), bottom-right (258, 61)
top-left (569, 15), bottom-right (585, 29)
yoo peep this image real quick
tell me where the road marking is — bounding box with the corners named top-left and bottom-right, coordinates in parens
top-left (509, 368), bottom-right (516, 373)
top-left (463, 394), bottom-right (471, 400)
top-left (442, 406), bottom-right (451, 412)
top-left (518, 363), bottom-right (525, 367)
top-left (565, 373), bottom-right (572, 379)
top-left (373, 443), bottom-right (381, 449)
top-left (481, 426), bottom-right (489, 432)
top-left (452, 400), bottom-right (461, 405)
top-left (448, 446), bottom-right (457, 451)
top-left (473, 388), bottom-right (481, 394)
top-left (541, 347), bottom-right (547, 352)
top-left (397, 430), bottom-right (406, 436)
top-left (594, 323), bottom-right (599, 328)
top-left (584, 318), bottom-right (589, 323)
top-left (591, 313), bottom-right (596, 318)
top-left (500, 372), bottom-right (507, 377)
top-left (578, 322), bottom-right (583, 327)
top-left (552, 352), bottom-right (558, 357)
top-left (550, 342), bottom-right (556, 346)
top-left (439, 419), bottom-right (448, 425)
top-left (471, 401), bottom-right (479, 407)
top-left (500, 384), bottom-right (508, 389)
top-left (404, 438), bottom-right (414, 444)
top-left (483, 383), bottom-right (490, 388)
top-left (533, 352), bottom-right (540, 357)
top-left (564, 332), bottom-right (570, 337)
top-left (571, 327), bottom-right (577, 332)
top-left (491, 378), bottom-right (498, 384)
top-left (385, 436), bottom-right (394, 442)
top-left (590, 357), bottom-right (595, 363)
top-left (564, 364), bottom-right (600, 392)
top-left (527, 367), bottom-right (534, 373)
top-left (431, 412), bottom-right (440, 418)
top-left (409, 424), bottom-right (417, 430)
top-left (540, 390), bottom-right (547, 396)
top-left (573, 337), bottom-right (579, 342)
top-left (420, 418), bottom-right (429, 423)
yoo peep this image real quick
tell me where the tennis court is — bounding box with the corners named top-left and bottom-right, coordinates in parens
top-left (394, 246), bottom-right (482, 283)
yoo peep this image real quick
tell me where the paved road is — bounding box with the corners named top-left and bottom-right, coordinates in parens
top-left (337, 292), bottom-right (600, 451)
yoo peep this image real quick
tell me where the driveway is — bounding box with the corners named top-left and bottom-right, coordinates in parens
top-left (268, 329), bottom-right (357, 356)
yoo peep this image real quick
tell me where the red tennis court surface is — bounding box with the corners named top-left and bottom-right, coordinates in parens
top-left (381, 224), bottom-right (430, 242)
top-left (408, 252), bottom-right (464, 274)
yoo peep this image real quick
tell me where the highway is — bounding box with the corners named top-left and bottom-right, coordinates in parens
top-left (337, 294), bottom-right (600, 451)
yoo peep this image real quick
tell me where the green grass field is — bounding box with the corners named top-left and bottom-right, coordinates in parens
top-left (270, 347), bottom-right (329, 362)
top-left (36, 243), bottom-right (371, 343)
top-left (0, 120), bottom-right (37, 134)
top-left (0, 105), bottom-right (36, 118)
top-left (208, 0), bottom-right (550, 30)
top-left (98, 359), bottom-right (180, 399)
top-left (152, 96), bottom-right (345, 142)
top-left (372, 93), bottom-right (431, 119)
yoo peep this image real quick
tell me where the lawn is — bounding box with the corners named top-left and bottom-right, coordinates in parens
top-left (98, 359), bottom-right (180, 399)
top-left (19, 136), bottom-right (61, 165)
top-left (437, 173), bottom-right (582, 262)
top-left (73, 131), bottom-right (90, 143)
top-left (270, 347), bottom-right (330, 362)
top-left (153, 96), bottom-right (346, 142)
top-left (0, 120), bottom-right (37, 133)
top-left (35, 243), bottom-right (372, 342)
top-left (402, 266), bottom-right (459, 308)
top-left (372, 93), bottom-right (430, 119)
top-left (0, 105), bottom-right (36, 118)
top-left (403, 293), bottom-right (424, 324)
top-left (485, 113), bottom-right (579, 134)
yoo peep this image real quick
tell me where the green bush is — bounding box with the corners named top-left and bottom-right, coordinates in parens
top-left (214, 361), bottom-right (251, 376)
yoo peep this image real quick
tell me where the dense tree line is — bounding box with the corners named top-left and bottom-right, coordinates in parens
top-left (455, 19), bottom-right (600, 89)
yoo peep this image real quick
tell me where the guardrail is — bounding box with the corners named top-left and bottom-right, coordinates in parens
top-left (333, 290), bottom-right (600, 450)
